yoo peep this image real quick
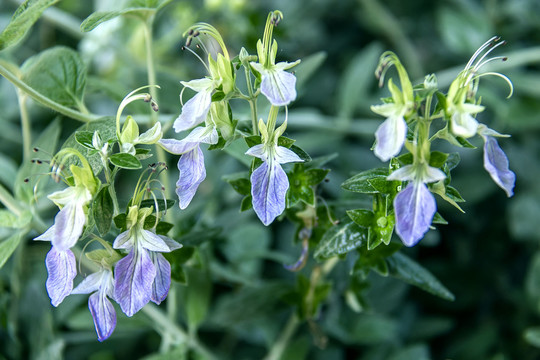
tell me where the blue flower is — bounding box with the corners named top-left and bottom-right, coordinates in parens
top-left (113, 207), bottom-right (182, 316)
top-left (388, 164), bottom-right (446, 246)
top-left (72, 269), bottom-right (116, 342)
top-left (34, 184), bottom-right (92, 306)
top-left (246, 120), bottom-right (303, 225)
top-left (478, 125), bottom-right (515, 197)
top-left (159, 125), bottom-right (218, 209)
top-left (174, 78), bottom-right (215, 133)
top-left (371, 79), bottom-right (411, 161)
top-left (251, 61), bottom-right (299, 106)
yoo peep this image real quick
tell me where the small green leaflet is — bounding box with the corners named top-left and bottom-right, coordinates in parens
top-left (93, 186), bottom-right (114, 236)
top-left (314, 220), bottom-right (368, 261)
top-left (0, 0), bottom-right (60, 51)
top-left (109, 153), bottom-right (142, 169)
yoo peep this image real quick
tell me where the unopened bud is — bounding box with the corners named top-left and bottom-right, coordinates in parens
top-left (151, 101), bottom-right (159, 112)
top-left (144, 94), bottom-right (152, 102)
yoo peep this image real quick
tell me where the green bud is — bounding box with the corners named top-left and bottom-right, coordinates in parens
top-left (210, 102), bottom-right (234, 140)
top-left (120, 115), bottom-right (139, 145)
top-left (70, 164), bottom-right (98, 195)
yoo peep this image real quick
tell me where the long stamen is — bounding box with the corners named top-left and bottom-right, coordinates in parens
top-left (472, 39), bottom-right (506, 72)
top-left (465, 36), bottom-right (500, 70)
top-left (182, 45), bottom-right (210, 73)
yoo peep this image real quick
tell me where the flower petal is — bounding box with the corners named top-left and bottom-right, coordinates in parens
top-left (72, 271), bottom-right (103, 295)
top-left (387, 165), bottom-right (415, 181)
top-left (451, 111), bottom-right (478, 138)
top-left (114, 247), bottom-right (156, 317)
top-left (112, 230), bottom-right (133, 250)
top-left (134, 122), bottom-right (162, 145)
top-left (46, 247), bottom-right (76, 307)
top-left (174, 90), bottom-right (212, 133)
top-left (51, 202), bottom-right (87, 251)
top-left (274, 146), bottom-right (303, 164)
top-left (394, 182), bottom-right (437, 247)
top-left (158, 126), bottom-right (217, 155)
top-left (245, 144), bottom-right (266, 160)
top-left (374, 115), bottom-right (407, 162)
top-left (483, 136), bottom-right (515, 197)
top-left (159, 235), bottom-right (183, 252)
top-left (139, 229), bottom-right (170, 252)
top-left (260, 68), bottom-right (297, 106)
top-left (176, 145), bottom-right (206, 209)
top-left (88, 291), bottom-right (116, 342)
top-left (150, 252), bottom-right (171, 305)
top-left (251, 160), bottom-right (289, 226)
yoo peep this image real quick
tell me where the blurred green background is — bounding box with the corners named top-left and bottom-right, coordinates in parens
top-left (1, 0), bottom-right (540, 359)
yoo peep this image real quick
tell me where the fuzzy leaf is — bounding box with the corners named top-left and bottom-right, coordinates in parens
top-left (93, 186), bottom-right (114, 236)
top-left (314, 221), bottom-right (368, 261)
top-left (109, 153), bottom-right (142, 169)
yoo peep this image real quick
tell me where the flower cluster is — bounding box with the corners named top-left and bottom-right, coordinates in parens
top-left (33, 89), bottom-right (182, 341)
top-left (349, 37), bottom-right (515, 248)
top-left (160, 11), bottom-right (306, 225)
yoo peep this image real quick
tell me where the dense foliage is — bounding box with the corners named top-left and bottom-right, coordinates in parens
top-left (1, 0), bottom-right (540, 359)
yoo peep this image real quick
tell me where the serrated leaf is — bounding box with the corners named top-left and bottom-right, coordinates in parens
top-left (109, 153), bottom-right (142, 169)
top-left (342, 167), bottom-right (389, 194)
top-left (21, 47), bottom-right (87, 109)
top-left (314, 221), bottom-right (368, 261)
top-left (0, 232), bottom-right (22, 268)
top-left (0, 0), bottom-right (60, 51)
top-left (386, 252), bottom-right (455, 301)
top-left (93, 186), bottom-right (114, 236)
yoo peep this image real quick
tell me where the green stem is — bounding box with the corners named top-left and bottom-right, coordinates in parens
top-left (263, 314), bottom-right (300, 360)
top-left (244, 65), bottom-right (259, 135)
top-left (142, 305), bottom-right (218, 360)
top-left (143, 18), bottom-right (158, 126)
top-left (17, 92), bottom-right (31, 161)
top-left (0, 183), bottom-right (24, 216)
top-left (0, 63), bottom-right (98, 123)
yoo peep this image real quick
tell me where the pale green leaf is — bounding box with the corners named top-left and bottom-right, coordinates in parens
top-left (314, 221), bottom-right (368, 261)
top-left (0, 232), bottom-right (22, 268)
top-left (0, 0), bottom-right (60, 51)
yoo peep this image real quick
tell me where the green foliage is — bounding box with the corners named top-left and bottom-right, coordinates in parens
top-left (0, 0), bottom-right (59, 50)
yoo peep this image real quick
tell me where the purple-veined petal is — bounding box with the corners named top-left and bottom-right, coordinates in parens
top-left (387, 165), bottom-right (415, 181)
top-left (176, 145), bottom-right (206, 209)
top-left (483, 136), bottom-right (515, 197)
top-left (150, 252), bottom-right (171, 305)
top-left (51, 202), bottom-right (86, 251)
top-left (274, 146), bottom-right (303, 164)
top-left (173, 91), bottom-right (212, 133)
top-left (72, 271), bottom-right (103, 295)
top-left (394, 182), bottom-right (437, 247)
top-left (88, 291), bottom-right (116, 342)
top-left (46, 247), bottom-right (76, 307)
top-left (114, 247), bottom-right (156, 317)
top-left (374, 115), bottom-right (407, 162)
top-left (251, 160), bottom-right (289, 226)
top-left (260, 68), bottom-right (297, 106)
top-left (112, 230), bottom-right (133, 250)
top-left (158, 126), bottom-right (217, 155)
top-left (139, 229), bottom-right (170, 252)
top-left (245, 144), bottom-right (266, 160)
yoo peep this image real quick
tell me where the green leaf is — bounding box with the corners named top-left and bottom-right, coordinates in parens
top-left (290, 145), bottom-right (312, 162)
top-left (524, 327), bottom-right (540, 348)
top-left (0, 210), bottom-right (32, 229)
top-left (113, 213), bottom-right (127, 231)
top-left (432, 212), bottom-right (448, 225)
top-left (342, 167), bottom-right (391, 194)
top-left (314, 221), bottom-right (368, 261)
top-left (347, 209), bottom-right (374, 227)
top-left (74, 131), bottom-right (95, 150)
top-left (386, 252), bottom-right (455, 301)
top-left (80, 0), bottom-right (173, 32)
top-left (92, 186), bottom-right (114, 236)
top-left (0, 154), bottom-right (18, 190)
top-left (429, 151), bottom-right (448, 168)
top-left (139, 199), bottom-right (176, 211)
top-left (185, 267), bottom-right (211, 330)
top-left (244, 135), bottom-right (261, 148)
top-left (109, 153), bottom-right (142, 169)
top-left (223, 172), bottom-right (251, 196)
top-left (0, 232), bottom-right (22, 269)
top-left (295, 51), bottom-right (327, 91)
top-left (61, 117), bottom-right (117, 175)
top-left (21, 47), bottom-right (87, 109)
top-left (0, 0), bottom-right (60, 51)
top-left (277, 136), bottom-right (295, 148)
top-left (240, 195), bottom-right (253, 211)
